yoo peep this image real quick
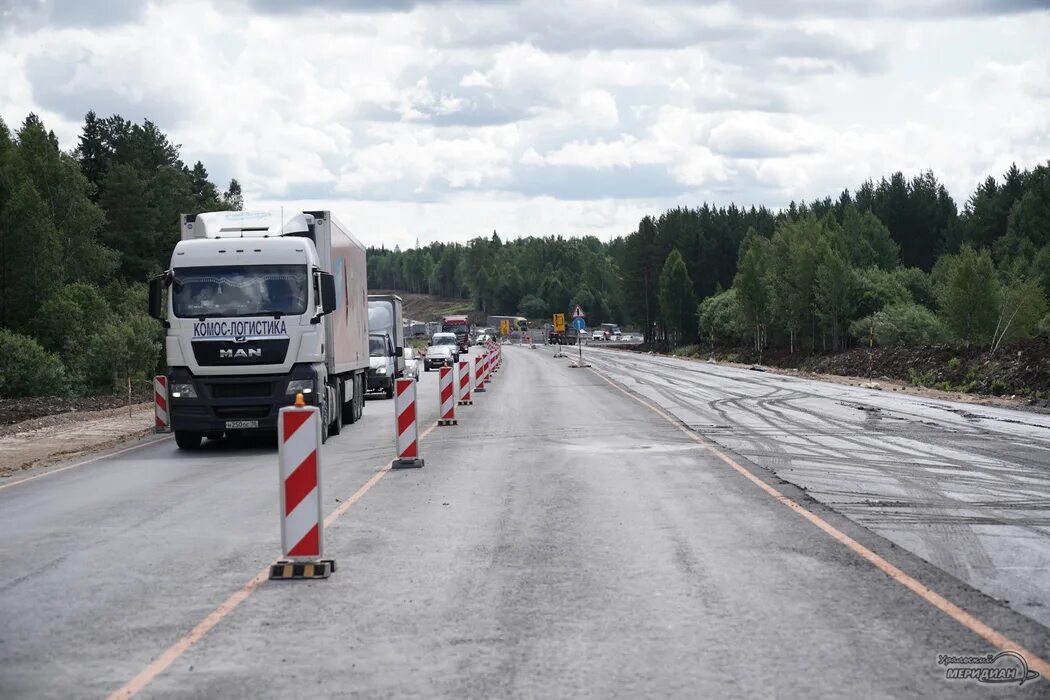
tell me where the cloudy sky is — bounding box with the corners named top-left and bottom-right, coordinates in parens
top-left (1, 0), bottom-right (1048, 248)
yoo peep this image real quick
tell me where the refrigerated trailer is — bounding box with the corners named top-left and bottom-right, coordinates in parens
top-left (149, 210), bottom-right (370, 449)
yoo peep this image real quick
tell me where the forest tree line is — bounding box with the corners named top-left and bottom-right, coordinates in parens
top-left (1, 107), bottom-right (1047, 399)
top-left (0, 112), bottom-right (241, 398)
top-left (369, 165), bottom-right (1050, 354)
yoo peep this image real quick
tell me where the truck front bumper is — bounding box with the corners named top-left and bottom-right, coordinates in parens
top-left (167, 365), bottom-right (319, 434)
top-left (366, 371), bottom-right (392, 392)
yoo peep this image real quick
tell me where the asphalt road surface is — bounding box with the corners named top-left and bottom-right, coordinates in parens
top-left (583, 346), bottom-right (1050, 629)
top-left (1, 346), bottom-right (1048, 698)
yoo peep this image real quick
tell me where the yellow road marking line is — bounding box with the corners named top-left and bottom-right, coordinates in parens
top-left (107, 421), bottom-right (439, 699)
top-left (0, 435), bottom-right (173, 492)
top-left (589, 367), bottom-right (1050, 680)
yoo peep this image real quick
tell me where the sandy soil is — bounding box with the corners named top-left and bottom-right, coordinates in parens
top-left (0, 402), bottom-right (159, 478)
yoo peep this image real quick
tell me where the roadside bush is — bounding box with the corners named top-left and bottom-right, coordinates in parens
top-left (673, 344), bottom-right (699, 357)
top-left (851, 303), bottom-right (949, 347)
top-left (891, 267), bottom-right (937, 308)
top-left (1039, 313), bottom-right (1050, 338)
top-left (0, 330), bottom-right (68, 398)
top-left (697, 289), bottom-right (745, 347)
top-left (78, 314), bottom-right (163, 394)
top-left (853, 266), bottom-right (912, 319)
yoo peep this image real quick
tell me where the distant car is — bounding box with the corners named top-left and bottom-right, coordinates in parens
top-left (424, 344), bottom-right (455, 371)
top-left (592, 330), bottom-right (604, 341)
top-left (620, 334), bottom-right (632, 342)
top-left (403, 347), bottom-right (420, 380)
top-left (475, 334), bottom-right (491, 346)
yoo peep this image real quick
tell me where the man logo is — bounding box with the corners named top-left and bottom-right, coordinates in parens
top-left (220, 347), bottom-right (262, 359)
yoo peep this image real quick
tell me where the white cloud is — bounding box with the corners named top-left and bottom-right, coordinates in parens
top-left (0, 0), bottom-right (1048, 244)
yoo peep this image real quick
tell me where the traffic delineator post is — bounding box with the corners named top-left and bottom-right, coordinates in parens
top-left (394, 378), bottom-right (424, 467)
top-left (474, 353), bottom-right (487, 392)
top-left (438, 365), bottom-right (457, 426)
top-left (153, 375), bottom-right (170, 433)
top-left (271, 392), bottom-right (334, 580)
top-left (457, 360), bottom-right (472, 405)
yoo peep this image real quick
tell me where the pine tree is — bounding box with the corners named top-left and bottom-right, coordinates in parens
top-left (658, 248), bottom-right (696, 347)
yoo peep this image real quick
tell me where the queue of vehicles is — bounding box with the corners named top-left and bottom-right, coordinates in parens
top-left (150, 210), bottom-right (474, 450)
top-left (151, 211), bottom-right (628, 449)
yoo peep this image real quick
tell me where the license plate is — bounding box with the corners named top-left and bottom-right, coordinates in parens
top-left (225, 420), bottom-right (259, 430)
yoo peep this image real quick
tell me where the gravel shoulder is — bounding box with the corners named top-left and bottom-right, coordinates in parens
top-left (0, 402), bottom-right (155, 477)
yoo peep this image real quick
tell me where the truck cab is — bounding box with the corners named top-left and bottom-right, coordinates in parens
top-left (367, 333), bottom-right (396, 398)
top-left (367, 294), bottom-right (404, 398)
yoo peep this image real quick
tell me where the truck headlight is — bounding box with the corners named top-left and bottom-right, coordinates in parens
top-left (286, 379), bottom-right (314, 395)
top-left (375, 367), bottom-right (387, 375)
top-left (171, 383), bottom-right (197, 399)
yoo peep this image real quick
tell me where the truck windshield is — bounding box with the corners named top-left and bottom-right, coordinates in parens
top-left (368, 302), bottom-right (393, 333)
top-left (369, 335), bottom-right (388, 356)
top-left (171, 265), bottom-right (309, 319)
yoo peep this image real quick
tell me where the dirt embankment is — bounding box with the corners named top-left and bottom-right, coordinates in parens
top-left (371, 289), bottom-right (474, 323)
top-left (0, 391), bottom-right (153, 427)
top-left (0, 401), bottom-right (159, 478)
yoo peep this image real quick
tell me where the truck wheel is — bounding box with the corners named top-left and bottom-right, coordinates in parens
top-left (354, 375), bottom-right (365, 421)
top-left (330, 380), bottom-right (343, 436)
top-left (320, 399), bottom-right (330, 444)
top-left (384, 380), bottom-right (394, 399)
top-left (175, 431), bottom-right (203, 450)
top-left (342, 378), bottom-right (356, 424)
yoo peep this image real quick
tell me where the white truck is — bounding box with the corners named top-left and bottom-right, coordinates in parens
top-left (148, 210), bottom-right (369, 450)
top-left (366, 294), bottom-right (405, 398)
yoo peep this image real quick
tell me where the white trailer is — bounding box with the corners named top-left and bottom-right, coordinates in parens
top-left (149, 210), bottom-right (370, 449)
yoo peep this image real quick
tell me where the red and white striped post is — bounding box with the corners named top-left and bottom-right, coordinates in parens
top-left (474, 352), bottom-right (487, 393)
top-left (395, 378), bottom-right (424, 467)
top-left (153, 375), bottom-right (170, 433)
top-left (271, 394), bottom-right (333, 580)
top-left (457, 359), bottom-right (472, 405)
top-left (438, 365), bottom-right (457, 426)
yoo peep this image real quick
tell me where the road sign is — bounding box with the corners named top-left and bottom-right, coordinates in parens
top-left (572, 305), bottom-right (585, 319)
top-left (553, 313), bottom-right (565, 333)
top-left (500, 319), bottom-right (510, 336)
top-left (573, 317), bottom-right (586, 332)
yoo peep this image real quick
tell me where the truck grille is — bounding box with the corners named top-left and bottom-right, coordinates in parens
top-left (209, 382), bottom-right (273, 399)
top-left (214, 406), bottom-right (271, 419)
top-left (191, 339), bottom-right (290, 366)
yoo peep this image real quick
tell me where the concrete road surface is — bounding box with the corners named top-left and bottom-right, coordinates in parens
top-left (1, 346), bottom-right (1048, 698)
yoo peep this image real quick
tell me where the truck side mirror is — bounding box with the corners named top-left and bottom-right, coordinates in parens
top-left (148, 276), bottom-right (164, 320)
top-left (318, 272), bottom-right (337, 314)
top-left (395, 346), bottom-right (404, 357)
